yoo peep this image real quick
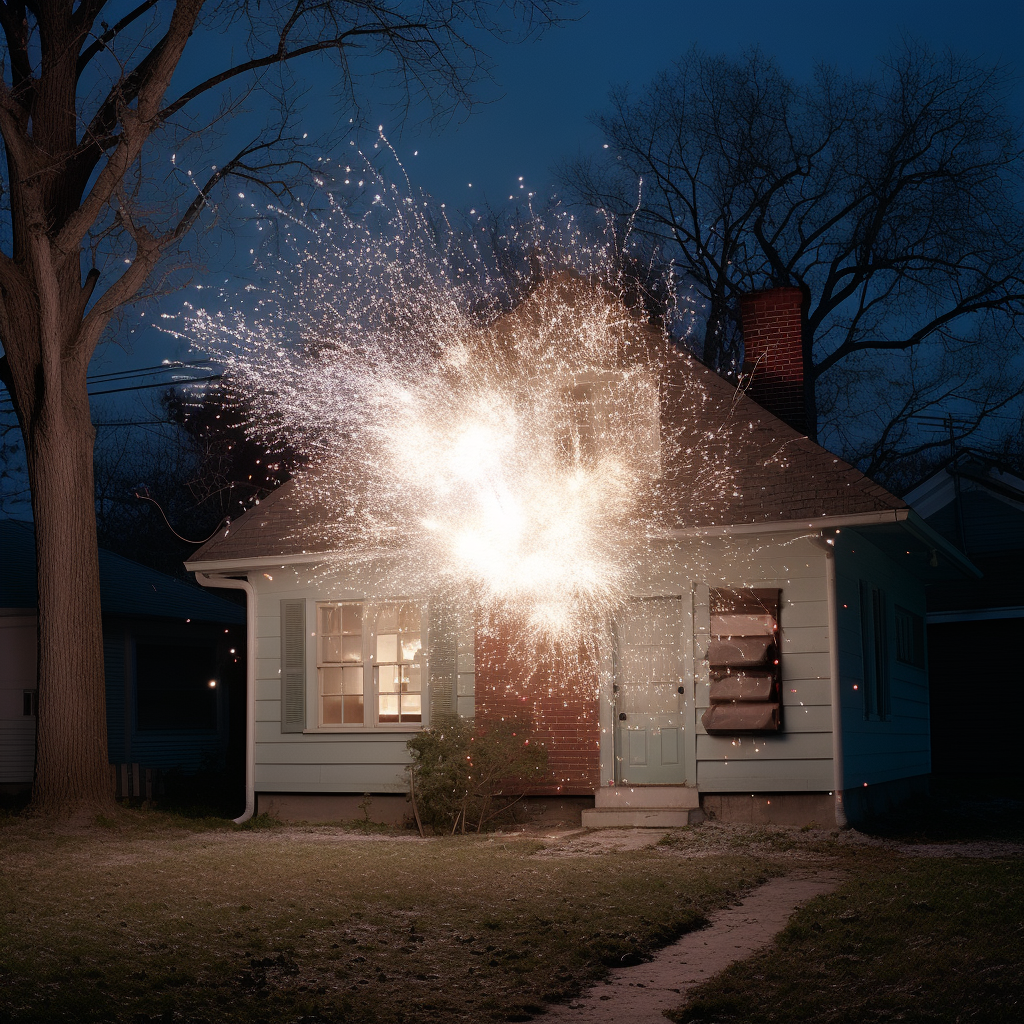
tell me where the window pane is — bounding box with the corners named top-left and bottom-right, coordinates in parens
top-left (343, 695), bottom-right (364, 724)
top-left (378, 665), bottom-right (400, 693)
top-left (322, 635), bottom-right (342, 663)
top-left (400, 634), bottom-right (422, 662)
top-left (321, 667), bottom-right (343, 695)
top-left (404, 664), bottom-right (422, 693)
top-left (379, 693), bottom-right (399, 721)
top-left (377, 633), bottom-right (398, 664)
top-left (342, 636), bottom-right (362, 662)
top-left (401, 694), bottom-right (422, 720)
top-left (377, 606), bottom-right (399, 633)
top-left (398, 603), bottom-right (420, 632)
top-left (342, 603), bottom-right (362, 635)
top-left (342, 666), bottom-right (363, 695)
top-left (322, 695), bottom-right (342, 725)
top-left (319, 605), bottom-right (341, 635)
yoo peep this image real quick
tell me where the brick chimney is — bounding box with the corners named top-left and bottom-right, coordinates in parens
top-left (739, 286), bottom-right (807, 434)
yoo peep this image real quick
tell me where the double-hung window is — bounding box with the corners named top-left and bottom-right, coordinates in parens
top-left (374, 602), bottom-right (423, 724)
top-left (316, 600), bottom-right (424, 727)
top-left (318, 602), bottom-right (364, 725)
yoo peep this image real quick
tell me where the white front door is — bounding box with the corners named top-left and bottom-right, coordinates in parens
top-left (614, 597), bottom-right (688, 785)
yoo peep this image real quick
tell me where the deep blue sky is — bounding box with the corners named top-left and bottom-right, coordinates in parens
top-left (398, 0), bottom-right (1024, 209)
top-left (91, 0), bottom-right (1024, 375)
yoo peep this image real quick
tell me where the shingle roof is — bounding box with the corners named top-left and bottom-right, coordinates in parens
top-left (1, 519), bottom-right (245, 622)
top-left (189, 277), bottom-right (906, 565)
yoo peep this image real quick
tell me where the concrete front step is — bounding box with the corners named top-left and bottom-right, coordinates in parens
top-left (581, 806), bottom-right (704, 828)
top-left (594, 785), bottom-right (700, 810)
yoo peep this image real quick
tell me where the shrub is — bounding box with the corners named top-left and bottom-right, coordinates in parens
top-left (407, 720), bottom-right (548, 834)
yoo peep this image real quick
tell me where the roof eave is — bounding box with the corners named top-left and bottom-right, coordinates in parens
top-left (659, 507), bottom-right (911, 539)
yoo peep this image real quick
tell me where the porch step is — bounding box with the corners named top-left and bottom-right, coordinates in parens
top-left (594, 785), bottom-right (700, 810)
top-left (581, 806), bottom-right (704, 828)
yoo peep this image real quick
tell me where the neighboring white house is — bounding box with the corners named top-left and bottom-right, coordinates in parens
top-left (186, 278), bottom-right (975, 827)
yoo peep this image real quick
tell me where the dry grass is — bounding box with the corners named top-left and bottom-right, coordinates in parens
top-left (0, 811), bottom-right (778, 1023)
top-left (668, 855), bottom-right (1024, 1024)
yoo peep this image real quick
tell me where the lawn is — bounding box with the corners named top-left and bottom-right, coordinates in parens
top-left (1, 791), bottom-right (1020, 1024)
top-left (0, 813), bottom-right (776, 1024)
top-left (669, 855), bottom-right (1024, 1024)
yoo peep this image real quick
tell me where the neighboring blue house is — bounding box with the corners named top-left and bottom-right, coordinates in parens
top-left (0, 519), bottom-right (246, 799)
top-left (904, 456), bottom-right (1024, 781)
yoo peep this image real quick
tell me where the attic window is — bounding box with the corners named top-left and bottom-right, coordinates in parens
top-left (562, 369), bottom-right (661, 478)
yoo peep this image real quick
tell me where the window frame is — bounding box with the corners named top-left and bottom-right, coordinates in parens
top-left (859, 581), bottom-right (891, 722)
top-left (894, 605), bottom-right (926, 669)
top-left (314, 599), bottom-right (428, 732)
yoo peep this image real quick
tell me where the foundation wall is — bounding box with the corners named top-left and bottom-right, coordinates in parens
top-left (258, 791), bottom-right (412, 826)
top-left (701, 792), bottom-right (836, 826)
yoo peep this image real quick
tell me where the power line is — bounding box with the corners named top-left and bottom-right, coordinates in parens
top-left (0, 372), bottom-right (221, 410)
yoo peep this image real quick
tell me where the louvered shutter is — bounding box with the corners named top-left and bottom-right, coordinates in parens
top-left (701, 588), bottom-right (782, 734)
top-left (427, 598), bottom-right (457, 726)
top-left (280, 599), bottom-right (306, 733)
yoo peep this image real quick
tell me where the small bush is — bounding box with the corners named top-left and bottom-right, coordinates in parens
top-left (407, 720), bottom-right (548, 834)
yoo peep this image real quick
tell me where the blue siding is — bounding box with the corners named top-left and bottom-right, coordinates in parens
top-left (835, 531), bottom-right (931, 789)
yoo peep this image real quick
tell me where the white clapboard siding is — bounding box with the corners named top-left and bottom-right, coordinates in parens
top-left (256, 736), bottom-right (412, 763)
top-left (697, 728), bottom-right (833, 759)
top-left (779, 679), bottom-right (833, 705)
top-left (249, 581), bottom-right (434, 793)
top-left (698, 758), bottom-right (834, 791)
top-left (677, 533), bottom-right (835, 796)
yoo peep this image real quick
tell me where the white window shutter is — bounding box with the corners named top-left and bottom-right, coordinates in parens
top-left (280, 599), bottom-right (306, 733)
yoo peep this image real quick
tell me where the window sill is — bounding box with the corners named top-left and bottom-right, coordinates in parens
top-left (303, 725), bottom-right (425, 734)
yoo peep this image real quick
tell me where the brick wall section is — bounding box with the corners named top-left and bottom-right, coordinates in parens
top-left (475, 618), bottom-right (601, 795)
top-left (740, 286), bottom-right (807, 434)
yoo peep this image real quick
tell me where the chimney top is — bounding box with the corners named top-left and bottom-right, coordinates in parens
top-left (739, 287), bottom-right (807, 434)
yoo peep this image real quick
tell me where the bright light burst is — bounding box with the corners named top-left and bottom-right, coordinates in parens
top-left (183, 136), bottom-right (731, 644)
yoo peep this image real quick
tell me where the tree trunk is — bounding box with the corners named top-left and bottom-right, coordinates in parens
top-left (25, 365), bottom-right (113, 817)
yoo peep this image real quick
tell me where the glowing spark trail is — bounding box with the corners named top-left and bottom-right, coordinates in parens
top-left (184, 138), bottom-right (734, 646)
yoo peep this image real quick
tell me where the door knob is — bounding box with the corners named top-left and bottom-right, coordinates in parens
top-left (618, 712), bottom-right (627, 721)
top-left (677, 686), bottom-right (685, 694)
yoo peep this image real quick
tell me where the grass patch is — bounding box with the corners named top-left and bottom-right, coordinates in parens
top-left (0, 814), bottom-right (776, 1023)
top-left (670, 855), bottom-right (1024, 1024)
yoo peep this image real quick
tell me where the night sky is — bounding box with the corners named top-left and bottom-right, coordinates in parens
top-left (91, 0), bottom-right (1024, 385)
top-left (403, 0), bottom-right (1024, 208)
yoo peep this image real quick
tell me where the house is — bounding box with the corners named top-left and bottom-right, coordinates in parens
top-left (904, 457), bottom-right (1024, 781)
top-left (0, 519), bottom-right (246, 801)
top-left (185, 278), bottom-right (975, 828)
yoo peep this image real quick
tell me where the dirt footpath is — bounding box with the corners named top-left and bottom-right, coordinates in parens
top-left (544, 870), bottom-right (843, 1024)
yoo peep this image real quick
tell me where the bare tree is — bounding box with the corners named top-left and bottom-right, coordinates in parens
top-left (0, 0), bottom-right (567, 816)
top-left (560, 42), bottom-right (1024, 454)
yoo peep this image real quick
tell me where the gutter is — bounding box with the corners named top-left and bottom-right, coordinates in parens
top-left (185, 551), bottom-right (346, 573)
top-left (194, 572), bottom-right (256, 824)
top-left (659, 508), bottom-right (911, 539)
top-left (811, 531), bottom-right (847, 828)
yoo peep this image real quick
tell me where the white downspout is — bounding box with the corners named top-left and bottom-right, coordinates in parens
top-left (195, 572), bottom-right (256, 824)
top-left (813, 533), bottom-right (847, 828)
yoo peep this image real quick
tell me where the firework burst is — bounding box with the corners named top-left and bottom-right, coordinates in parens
top-left (183, 140), bottom-right (733, 648)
